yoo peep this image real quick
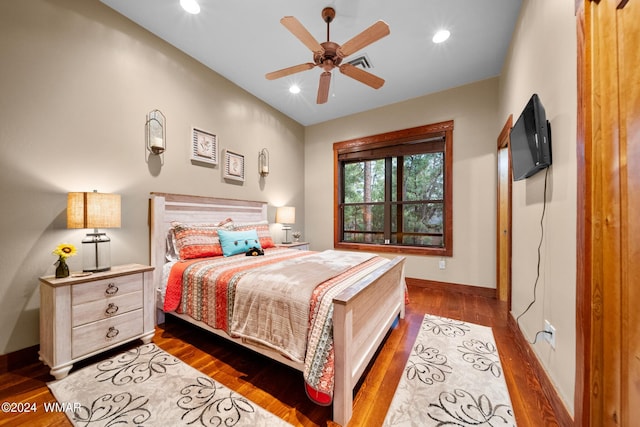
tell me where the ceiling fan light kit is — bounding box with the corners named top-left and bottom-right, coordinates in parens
top-left (265, 7), bottom-right (390, 104)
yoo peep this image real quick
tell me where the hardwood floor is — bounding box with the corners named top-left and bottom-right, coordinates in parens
top-left (0, 284), bottom-right (560, 426)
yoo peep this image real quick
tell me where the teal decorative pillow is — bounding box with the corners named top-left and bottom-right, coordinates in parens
top-left (218, 229), bottom-right (262, 257)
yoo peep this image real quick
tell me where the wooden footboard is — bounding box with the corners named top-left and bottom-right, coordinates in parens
top-left (332, 256), bottom-right (405, 426)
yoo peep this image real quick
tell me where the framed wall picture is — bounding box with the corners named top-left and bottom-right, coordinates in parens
top-left (223, 149), bottom-right (245, 182)
top-left (190, 128), bottom-right (218, 165)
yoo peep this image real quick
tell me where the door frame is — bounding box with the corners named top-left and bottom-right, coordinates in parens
top-left (496, 115), bottom-right (513, 308)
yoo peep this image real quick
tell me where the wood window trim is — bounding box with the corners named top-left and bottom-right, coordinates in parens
top-left (333, 120), bottom-right (453, 257)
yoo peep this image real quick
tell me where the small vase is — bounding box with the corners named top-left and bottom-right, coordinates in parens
top-left (55, 257), bottom-right (69, 278)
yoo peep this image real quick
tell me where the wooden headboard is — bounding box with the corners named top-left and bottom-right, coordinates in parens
top-left (149, 192), bottom-right (268, 289)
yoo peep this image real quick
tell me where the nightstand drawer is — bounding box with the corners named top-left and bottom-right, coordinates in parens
top-left (72, 291), bottom-right (143, 327)
top-left (72, 309), bottom-right (143, 359)
top-left (72, 274), bottom-right (142, 304)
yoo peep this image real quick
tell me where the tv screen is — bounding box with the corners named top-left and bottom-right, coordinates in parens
top-left (509, 94), bottom-right (552, 181)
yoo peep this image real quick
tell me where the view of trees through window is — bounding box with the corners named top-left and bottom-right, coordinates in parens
top-left (334, 120), bottom-right (453, 256)
top-left (342, 152), bottom-right (444, 247)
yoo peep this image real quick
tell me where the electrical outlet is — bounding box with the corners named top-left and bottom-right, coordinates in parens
top-left (544, 320), bottom-right (556, 349)
top-left (439, 258), bottom-right (446, 269)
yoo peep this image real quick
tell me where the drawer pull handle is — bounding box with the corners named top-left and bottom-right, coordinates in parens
top-left (105, 303), bottom-right (119, 315)
top-left (106, 327), bottom-right (119, 339)
top-left (105, 283), bottom-right (119, 295)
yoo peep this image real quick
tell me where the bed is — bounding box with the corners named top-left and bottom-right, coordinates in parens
top-left (149, 192), bottom-right (406, 426)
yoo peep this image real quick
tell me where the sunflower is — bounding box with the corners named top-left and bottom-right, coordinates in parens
top-left (52, 243), bottom-right (77, 259)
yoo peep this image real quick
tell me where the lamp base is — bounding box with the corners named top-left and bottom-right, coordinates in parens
top-left (281, 225), bottom-right (292, 244)
top-left (82, 232), bottom-right (111, 272)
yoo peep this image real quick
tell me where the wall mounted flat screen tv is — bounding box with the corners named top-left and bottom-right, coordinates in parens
top-left (509, 93), bottom-right (552, 181)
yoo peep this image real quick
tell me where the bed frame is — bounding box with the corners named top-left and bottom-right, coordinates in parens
top-left (149, 192), bottom-right (405, 426)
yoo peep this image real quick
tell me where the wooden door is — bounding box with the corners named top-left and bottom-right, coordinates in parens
top-left (575, 0), bottom-right (640, 424)
top-left (618, 1), bottom-right (640, 423)
top-left (496, 116), bottom-right (513, 306)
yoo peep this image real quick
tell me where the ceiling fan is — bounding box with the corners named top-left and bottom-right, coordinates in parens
top-left (265, 7), bottom-right (390, 104)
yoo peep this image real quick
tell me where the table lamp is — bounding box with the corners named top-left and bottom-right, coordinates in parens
top-left (275, 206), bottom-right (295, 244)
top-left (67, 191), bottom-right (121, 272)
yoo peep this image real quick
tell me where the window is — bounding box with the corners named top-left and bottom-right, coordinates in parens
top-left (333, 121), bottom-right (453, 256)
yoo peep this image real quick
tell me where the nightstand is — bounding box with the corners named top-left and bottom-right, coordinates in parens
top-left (39, 263), bottom-right (155, 379)
top-left (277, 241), bottom-right (309, 251)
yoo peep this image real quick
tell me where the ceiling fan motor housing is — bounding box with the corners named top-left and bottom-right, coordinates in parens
top-left (315, 41), bottom-right (342, 70)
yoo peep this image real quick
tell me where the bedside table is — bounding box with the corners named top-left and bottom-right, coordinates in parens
top-left (277, 241), bottom-right (309, 251)
top-left (39, 263), bottom-right (155, 379)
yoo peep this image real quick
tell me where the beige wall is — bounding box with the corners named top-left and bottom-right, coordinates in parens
top-left (305, 78), bottom-right (501, 287)
top-left (498, 0), bottom-right (577, 415)
top-left (0, 0), bottom-right (305, 355)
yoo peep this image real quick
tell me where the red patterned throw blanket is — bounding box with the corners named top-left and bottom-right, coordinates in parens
top-left (163, 248), bottom-right (392, 405)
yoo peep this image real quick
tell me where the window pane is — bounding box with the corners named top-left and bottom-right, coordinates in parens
top-left (403, 203), bottom-right (443, 234)
top-left (344, 160), bottom-right (386, 203)
top-left (343, 231), bottom-right (386, 244)
top-left (391, 202), bottom-right (444, 247)
top-left (403, 153), bottom-right (443, 201)
top-left (391, 157), bottom-right (397, 202)
top-left (343, 204), bottom-right (385, 244)
top-left (343, 204), bottom-right (363, 230)
top-left (343, 205), bottom-right (385, 232)
top-left (402, 234), bottom-right (443, 246)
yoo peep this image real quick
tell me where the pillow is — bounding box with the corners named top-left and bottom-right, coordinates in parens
top-left (165, 229), bottom-right (179, 262)
top-left (231, 220), bottom-right (275, 249)
top-left (218, 229), bottom-right (262, 257)
top-left (171, 218), bottom-right (233, 260)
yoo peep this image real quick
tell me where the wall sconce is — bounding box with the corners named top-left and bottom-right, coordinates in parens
top-left (258, 148), bottom-right (269, 177)
top-left (146, 109), bottom-right (166, 155)
top-left (67, 190), bottom-right (121, 272)
top-left (275, 206), bottom-right (295, 244)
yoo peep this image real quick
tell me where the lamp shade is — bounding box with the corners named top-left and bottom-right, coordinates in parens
top-left (67, 192), bottom-right (121, 229)
top-left (67, 191), bottom-right (121, 272)
top-left (275, 206), bottom-right (295, 224)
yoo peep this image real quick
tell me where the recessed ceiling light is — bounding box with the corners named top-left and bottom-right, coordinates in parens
top-left (289, 85), bottom-right (301, 94)
top-left (432, 29), bottom-right (450, 44)
top-left (180, 0), bottom-right (200, 14)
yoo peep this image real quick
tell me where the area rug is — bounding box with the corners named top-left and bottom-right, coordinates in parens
top-left (48, 343), bottom-right (292, 426)
top-left (383, 314), bottom-right (516, 426)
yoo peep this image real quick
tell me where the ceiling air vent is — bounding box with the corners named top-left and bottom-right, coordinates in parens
top-left (347, 54), bottom-right (372, 69)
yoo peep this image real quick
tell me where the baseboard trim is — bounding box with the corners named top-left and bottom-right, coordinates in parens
top-left (405, 277), bottom-right (497, 299)
top-left (507, 313), bottom-right (573, 426)
top-left (0, 344), bottom-right (39, 374)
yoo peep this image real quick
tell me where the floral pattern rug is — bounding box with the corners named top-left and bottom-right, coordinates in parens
top-left (48, 343), bottom-right (292, 426)
top-left (383, 314), bottom-right (516, 426)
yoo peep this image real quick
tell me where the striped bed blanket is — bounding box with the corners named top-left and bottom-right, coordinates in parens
top-left (163, 248), bottom-right (392, 405)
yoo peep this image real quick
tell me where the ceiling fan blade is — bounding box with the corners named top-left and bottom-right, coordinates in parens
top-left (280, 16), bottom-right (325, 54)
top-left (337, 20), bottom-right (390, 58)
top-left (317, 71), bottom-right (332, 104)
top-left (339, 63), bottom-right (385, 89)
top-left (265, 63), bottom-right (316, 80)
